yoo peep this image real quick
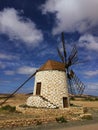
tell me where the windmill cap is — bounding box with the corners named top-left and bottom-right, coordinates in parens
top-left (38, 60), bottom-right (65, 71)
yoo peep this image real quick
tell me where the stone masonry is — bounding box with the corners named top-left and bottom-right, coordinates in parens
top-left (26, 95), bottom-right (57, 108)
top-left (27, 70), bottom-right (69, 108)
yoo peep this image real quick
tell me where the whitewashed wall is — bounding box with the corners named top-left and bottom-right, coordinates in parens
top-left (33, 70), bottom-right (69, 108)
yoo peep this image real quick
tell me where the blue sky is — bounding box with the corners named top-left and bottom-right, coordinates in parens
top-left (0, 0), bottom-right (98, 96)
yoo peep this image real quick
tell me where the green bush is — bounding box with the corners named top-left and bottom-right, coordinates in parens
top-left (70, 97), bottom-right (75, 100)
top-left (19, 104), bottom-right (37, 108)
top-left (84, 97), bottom-right (97, 101)
top-left (56, 116), bottom-right (67, 123)
top-left (95, 98), bottom-right (98, 101)
top-left (70, 103), bottom-right (80, 107)
top-left (19, 104), bottom-right (29, 108)
top-left (0, 105), bottom-right (16, 112)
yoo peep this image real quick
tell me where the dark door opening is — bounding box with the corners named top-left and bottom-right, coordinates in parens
top-left (36, 82), bottom-right (41, 95)
top-left (63, 97), bottom-right (68, 108)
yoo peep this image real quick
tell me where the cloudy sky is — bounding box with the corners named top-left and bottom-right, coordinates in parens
top-left (0, 0), bottom-right (98, 96)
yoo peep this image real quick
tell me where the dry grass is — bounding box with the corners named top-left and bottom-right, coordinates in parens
top-left (0, 94), bottom-right (98, 108)
top-left (0, 93), bottom-right (30, 106)
top-left (71, 100), bottom-right (98, 108)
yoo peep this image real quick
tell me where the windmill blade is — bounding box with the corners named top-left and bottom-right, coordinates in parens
top-left (67, 76), bottom-right (76, 95)
top-left (66, 70), bottom-right (76, 95)
top-left (68, 45), bottom-right (76, 61)
top-left (71, 54), bottom-right (78, 65)
top-left (57, 47), bottom-right (64, 63)
top-left (69, 69), bottom-right (74, 78)
top-left (0, 71), bottom-right (36, 106)
top-left (68, 45), bottom-right (78, 66)
top-left (68, 45), bottom-right (78, 64)
top-left (69, 45), bottom-right (77, 59)
top-left (61, 32), bottom-right (67, 62)
top-left (70, 70), bottom-right (85, 95)
top-left (71, 59), bottom-right (90, 65)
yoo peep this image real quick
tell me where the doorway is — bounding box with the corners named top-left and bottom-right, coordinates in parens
top-left (36, 82), bottom-right (41, 95)
top-left (63, 97), bottom-right (68, 108)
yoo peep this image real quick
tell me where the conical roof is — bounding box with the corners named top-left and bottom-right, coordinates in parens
top-left (38, 60), bottom-right (65, 71)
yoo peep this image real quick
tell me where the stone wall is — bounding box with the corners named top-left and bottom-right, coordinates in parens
top-left (33, 70), bottom-right (69, 108)
top-left (16, 106), bottom-right (84, 120)
top-left (26, 95), bottom-right (57, 108)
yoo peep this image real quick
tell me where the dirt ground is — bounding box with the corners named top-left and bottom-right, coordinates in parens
top-left (0, 94), bottom-right (98, 130)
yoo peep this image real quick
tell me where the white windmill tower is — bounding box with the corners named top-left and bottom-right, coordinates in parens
top-left (27, 60), bottom-right (69, 108)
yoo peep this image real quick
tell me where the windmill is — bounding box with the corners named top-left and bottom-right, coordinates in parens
top-left (0, 32), bottom-right (85, 108)
top-left (57, 32), bottom-right (85, 95)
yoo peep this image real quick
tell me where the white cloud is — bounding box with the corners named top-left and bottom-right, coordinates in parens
top-left (87, 83), bottom-right (98, 89)
top-left (79, 34), bottom-right (98, 51)
top-left (4, 66), bottom-right (37, 75)
top-left (0, 8), bottom-right (43, 47)
top-left (41, 0), bottom-right (98, 34)
top-left (0, 53), bottom-right (19, 60)
top-left (84, 82), bottom-right (98, 96)
top-left (0, 79), bottom-right (11, 84)
top-left (17, 66), bottom-right (37, 75)
top-left (39, 48), bottom-right (56, 57)
top-left (4, 70), bottom-right (15, 75)
top-left (84, 70), bottom-right (98, 77)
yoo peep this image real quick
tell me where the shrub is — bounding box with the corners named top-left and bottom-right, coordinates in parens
top-left (84, 97), bottom-right (96, 101)
top-left (83, 107), bottom-right (88, 113)
top-left (95, 98), bottom-right (98, 101)
top-left (70, 103), bottom-right (73, 106)
top-left (70, 97), bottom-right (75, 100)
top-left (80, 114), bottom-right (93, 120)
top-left (19, 104), bottom-right (37, 108)
top-left (70, 103), bottom-right (80, 107)
top-left (56, 116), bottom-right (67, 123)
top-left (36, 120), bottom-right (42, 125)
top-left (0, 105), bottom-right (16, 112)
top-left (19, 104), bottom-right (29, 108)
